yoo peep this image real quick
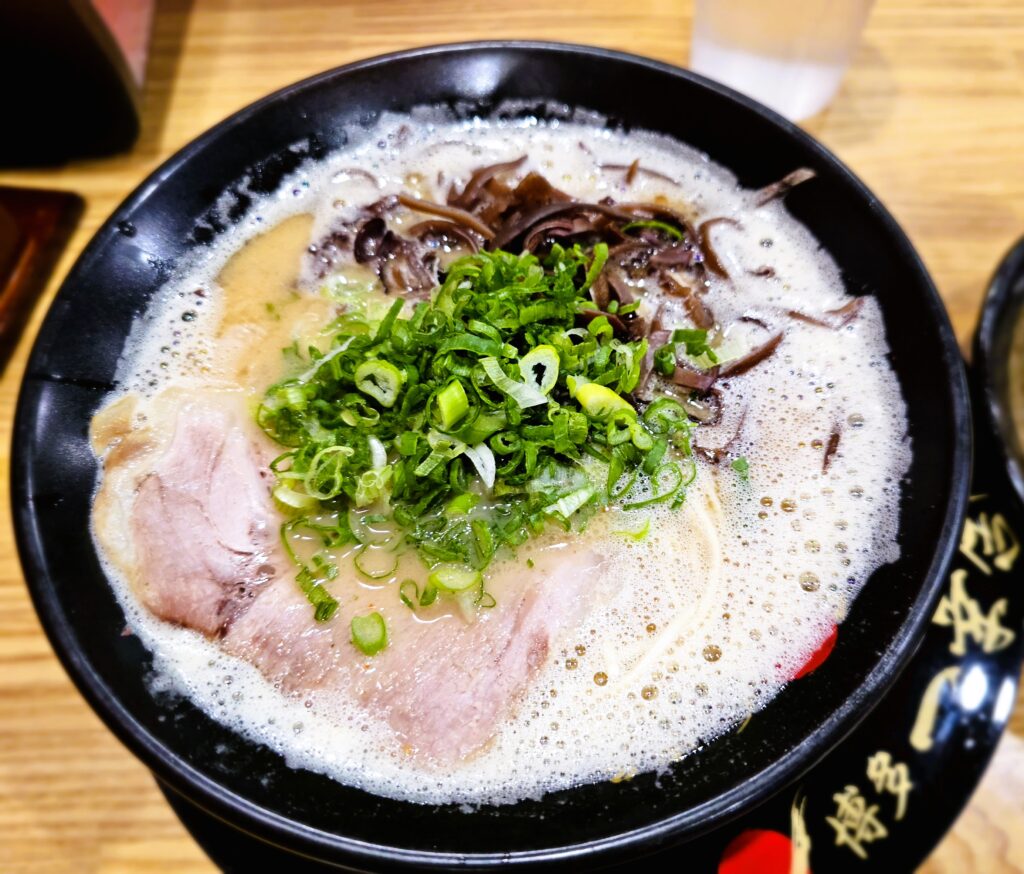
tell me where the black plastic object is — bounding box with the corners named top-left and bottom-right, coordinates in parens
top-left (0, 0), bottom-right (141, 165)
top-left (11, 43), bottom-right (971, 870)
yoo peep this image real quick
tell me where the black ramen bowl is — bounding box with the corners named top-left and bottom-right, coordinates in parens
top-left (973, 236), bottom-right (1024, 507)
top-left (12, 42), bottom-right (970, 870)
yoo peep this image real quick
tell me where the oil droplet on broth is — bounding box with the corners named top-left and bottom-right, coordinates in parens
top-left (593, 672), bottom-right (608, 687)
top-left (702, 645), bottom-right (722, 662)
top-left (800, 572), bottom-right (820, 592)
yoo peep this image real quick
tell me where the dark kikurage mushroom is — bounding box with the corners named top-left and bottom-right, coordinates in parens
top-left (449, 155), bottom-right (527, 210)
top-left (407, 220), bottom-right (483, 253)
top-left (698, 218), bottom-right (740, 279)
top-left (754, 168), bottom-right (817, 207)
top-left (718, 332), bottom-right (784, 378)
top-left (694, 409), bottom-right (748, 464)
top-left (788, 297), bottom-right (865, 329)
top-left (397, 194), bottom-right (496, 240)
top-left (822, 430), bottom-right (841, 472)
top-left (600, 161), bottom-right (681, 187)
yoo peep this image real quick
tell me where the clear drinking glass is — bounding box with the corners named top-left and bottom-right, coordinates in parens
top-left (689, 0), bottom-right (875, 121)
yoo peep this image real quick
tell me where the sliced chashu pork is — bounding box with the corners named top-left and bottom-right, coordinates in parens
top-left (92, 387), bottom-right (282, 636)
top-left (223, 543), bottom-right (600, 760)
top-left (91, 388), bottom-right (602, 762)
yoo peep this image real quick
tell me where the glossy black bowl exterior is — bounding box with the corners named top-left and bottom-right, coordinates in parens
top-left (12, 42), bottom-right (970, 870)
top-left (973, 236), bottom-right (1024, 506)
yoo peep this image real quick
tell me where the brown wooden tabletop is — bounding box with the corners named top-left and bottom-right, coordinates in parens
top-left (1, 0), bottom-right (1023, 870)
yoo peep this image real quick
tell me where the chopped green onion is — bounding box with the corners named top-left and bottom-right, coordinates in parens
top-left (354, 359), bottom-right (404, 407)
top-left (340, 402), bottom-right (380, 428)
top-left (436, 332), bottom-right (504, 358)
top-left (354, 544), bottom-right (398, 580)
top-left (672, 327), bottom-right (719, 364)
top-left (606, 412), bottom-right (634, 446)
top-left (374, 298), bottom-right (404, 341)
top-left (273, 484), bottom-right (319, 510)
top-left (583, 242), bottom-right (609, 290)
top-left (298, 569), bottom-right (339, 622)
top-left (259, 244), bottom-right (699, 621)
top-left (643, 397), bottom-right (690, 433)
top-left (414, 431), bottom-right (467, 476)
top-left (304, 445), bottom-right (354, 500)
top-left (731, 456), bottom-right (750, 480)
top-left (574, 382), bottom-right (636, 421)
top-left (445, 493), bottom-right (480, 516)
top-left (630, 421), bottom-right (654, 451)
top-left (471, 518), bottom-right (495, 566)
top-left (280, 518), bottom-right (342, 622)
top-left (613, 519), bottom-right (651, 541)
top-left (351, 612), bottom-right (388, 656)
top-left (643, 437), bottom-right (669, 474)
top-left (367, 435), bottom-right (387, 469)
top-left (464, 442), bottom-right (496, 489)
top-left (399, 579), bottom-right (419, 609)
top-left (608, 463), bottom-right (638, 501)
top-left (653, 343), bottom-right (678, 377)
top-left (518, 345), bottom-right (560, 395)
top-left (467, 319), bottom-right (501, 341)
top-left (480, 357), bottom-right (548, 408)
top-left (295, 338), bottom-right (353, 383)
top-left (544, 485), bottom-right (596, 521)
top-left (586, 315), bottom-right (614, 343)
top-left (348, 510), bottom-right (393, 545)
top-left (354, 466), bottom-right (392, 507)
top-left (437, 379), bottom-right (470, 429)
top-left (454, 410), bottom-right (506, 444)
top-left (623, 462), bottom-right (685, 511)
top-left (428, 563), bottom-right (483, 593)
top-left (653, 328), bottom-right (719, 379)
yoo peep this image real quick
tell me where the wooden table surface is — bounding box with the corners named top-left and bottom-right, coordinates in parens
top-left (1, 0), bottom-right (1023, 871)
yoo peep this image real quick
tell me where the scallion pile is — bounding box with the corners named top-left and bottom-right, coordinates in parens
top-left (258, 243), bottom-right (696, 624)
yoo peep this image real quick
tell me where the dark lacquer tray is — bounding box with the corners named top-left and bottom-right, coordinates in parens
top-left (156, 238), bottom-right (1024, 873)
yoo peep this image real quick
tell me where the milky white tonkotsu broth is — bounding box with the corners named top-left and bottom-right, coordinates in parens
top-left (90, 111), bottom-right (910, 805)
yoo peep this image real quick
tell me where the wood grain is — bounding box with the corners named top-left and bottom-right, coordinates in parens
top-left (1, 0), bottom-right (1022, 870)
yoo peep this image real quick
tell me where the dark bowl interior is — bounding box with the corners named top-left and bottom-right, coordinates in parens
top-left (12, 42), bottom-right (970, 870)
